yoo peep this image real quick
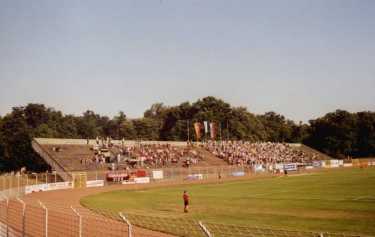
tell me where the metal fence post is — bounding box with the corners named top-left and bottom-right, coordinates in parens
top-left (9, 177), bottom-right (12, 197)
top-left (119, 212), bottom-right (132, 237)
top-left (17, 198), bottom-right (26, 237)
top-left (71, 206), bottom-right (82, 237)
top-left (199, 221), bottom-right (212, 237)
top-left (17, 175), bottom-right (20, 196)
top-left (2, 194), bottom-right (9, 237)
top-left (38, 200), bottom-right (48, 237)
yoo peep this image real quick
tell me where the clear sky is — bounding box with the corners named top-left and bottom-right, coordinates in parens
top-left (0, 0), bottom-right (374, 122)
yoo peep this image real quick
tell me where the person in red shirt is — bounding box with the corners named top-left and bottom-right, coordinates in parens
top-left (183, 190), bottom-right (189, 213)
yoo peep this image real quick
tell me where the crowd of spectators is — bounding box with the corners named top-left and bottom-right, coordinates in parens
top-left (121, 144), bottom-right (202, 168)
top-left (203, 141), bottom-right (319, 166)
top-left (85, 138), bottom-right (203, 169)
top-left (74, 136), bottom-right (322, 170)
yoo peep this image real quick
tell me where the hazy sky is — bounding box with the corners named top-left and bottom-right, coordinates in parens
top-left (1, 0), bottom-right (374, 122)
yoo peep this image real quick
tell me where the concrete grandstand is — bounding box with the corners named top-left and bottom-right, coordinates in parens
top-left (31, 138), bottom-right (330, 182)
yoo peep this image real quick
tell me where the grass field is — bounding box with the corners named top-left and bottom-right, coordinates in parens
top-left (81, 168), bottom-right (375, 236)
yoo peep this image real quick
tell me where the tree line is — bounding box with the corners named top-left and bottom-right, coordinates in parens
top-left (0, 96), bottom-right (374, 172)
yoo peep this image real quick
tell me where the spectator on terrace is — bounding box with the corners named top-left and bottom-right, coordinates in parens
top-left (204, 141), bottom-right (319, 168)
top-left (117, 144), bottom-right (202, 168)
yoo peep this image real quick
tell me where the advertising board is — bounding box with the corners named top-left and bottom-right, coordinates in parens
top-left (232, 171), bottom-right (245, 177)
top-left (330, 160), bottom-right (340, 168)
top-left (254, 164), bottom-right (265, 172)
top-left (275, 164), bottom-right (284, 171)
top-left (185, 174), bottom-right (203, 180)
top-left (122, 181), bottom-right (136, 185)
top-left (25, 184), bottom-right (48, 194)
top-left (134, 177), bottom-right (150, 184)
top-left (106, 172), bottom-right (129, 182)
top-left (283, 163), bottom-right (297, 171)
top-left (152, 170), bottom-right (164, 180)
top-left (47, 182), bottom-right (72, 191)
top-left (321, 160), bottom-right (330, 168)
top-left (86, 180), bottom-right (105, 188)
top-left (313, 161), bottom-right (322, 168)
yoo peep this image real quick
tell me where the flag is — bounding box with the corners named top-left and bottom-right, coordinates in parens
top-left (204, 121), bottom-right (209, 134)
top-left (210, 122), bottom-right (217, 140)
top-left (194, 122), bottom-right (202, 141)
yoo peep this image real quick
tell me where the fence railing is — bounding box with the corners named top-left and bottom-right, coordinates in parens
top-left (0, 190), bottom-right (371, 237)
top-left (0, 165), bottom-right (254, 195)
top-left (0, 198), bottom-right (129, 237)
top-left (3, 196), bottom-right (365, 237)
top-left (87, 209), bottom-right (366, 237)
top-left (1, 166), bottom-right (374, 237)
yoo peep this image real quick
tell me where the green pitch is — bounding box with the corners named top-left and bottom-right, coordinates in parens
top-left (81, 168), bottom-right (375, 235)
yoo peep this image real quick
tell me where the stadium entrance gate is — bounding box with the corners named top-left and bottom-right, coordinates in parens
top-left (72, 172), bottom-right (87, 188)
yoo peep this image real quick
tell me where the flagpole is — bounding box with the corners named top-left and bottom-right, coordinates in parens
top-left (219, 122), bottom-right (222, 141)
top-left (227, 120), bottom-right (229, 141)
top-left (187, 120), bottom-right (190, 142)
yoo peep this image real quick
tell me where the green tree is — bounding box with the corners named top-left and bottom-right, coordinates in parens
top-left (305, 110), bottom-right (358, 158)
top-left (120, 120), bottom-right (137, 139)
top-left (24, 104), bottom-right (51, 129)
top-left (76, 110), bottom-right (102, 138)
top-left (229, 107), bottom-right (267, 141)
top-left (354, 111), bottom-right (375, 157)
top-left (133, 118), bottom-right (160, 140)
top-left (257, 112), bottom-right (295, 142)
top-left (0, 116), bottom-right (5, 171)
top-left (1, 107), bottom-right (48, 171)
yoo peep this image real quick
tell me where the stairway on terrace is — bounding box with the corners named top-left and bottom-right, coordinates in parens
top-left (193, 147), bottom-right (228, 166)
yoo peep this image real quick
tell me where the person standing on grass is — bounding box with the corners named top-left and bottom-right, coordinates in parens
top-left (183, 190), bottom-right (190, 213)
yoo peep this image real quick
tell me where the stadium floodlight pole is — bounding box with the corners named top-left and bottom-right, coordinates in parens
top-left (187, 120), bottom-right (190, 142)
top-left (227, 120), bottom-right (229, 141)
top-left (219, 122), bottom-right (222, 142)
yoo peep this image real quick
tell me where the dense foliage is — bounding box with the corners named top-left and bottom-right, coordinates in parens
top-left (0, 97), bottom-right (374, 172)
